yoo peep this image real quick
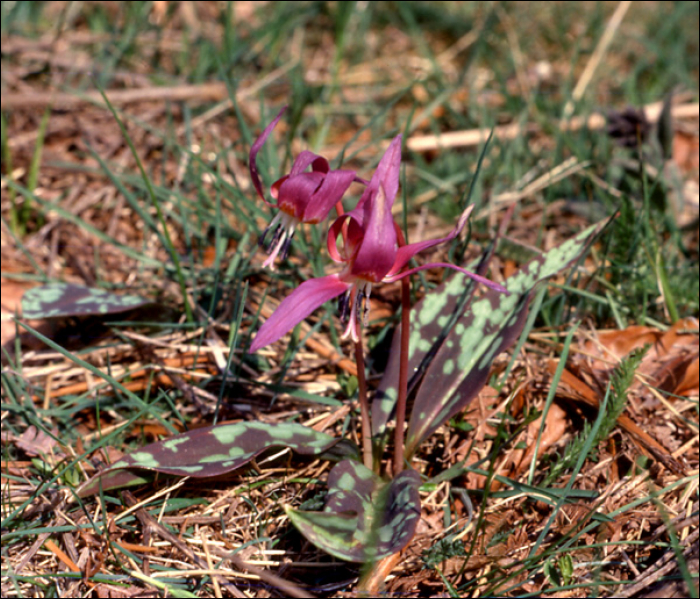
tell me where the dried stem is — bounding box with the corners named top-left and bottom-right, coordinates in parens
top-left (354, 335), bottom-right (373, 470)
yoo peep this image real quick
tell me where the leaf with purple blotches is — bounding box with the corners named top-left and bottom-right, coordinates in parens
top-left (371, 207), bottom-right (516, 447)
top-left (404, 217), bottom-right (613, 455)
top-left (78, 421), bottom-right (358, 497)
top-left (286, 460), bottom-right (421, 562)
top-left (21, 283), bottom-right (149, 319)
top-left (371, 228), bottom-right (503, 444)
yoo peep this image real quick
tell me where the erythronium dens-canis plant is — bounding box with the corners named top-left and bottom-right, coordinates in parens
top-left (77, 108), bottom-right (612, 568)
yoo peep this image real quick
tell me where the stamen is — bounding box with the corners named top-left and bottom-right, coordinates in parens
top-left (341, 290), bottom-right (360, 342)
top-left (338, 289), bottom-right (351, 323)
top-left (341, 317), bottom-right (358, 341)
top-left (338, 282), bottom-right (373, 340)
top-left (362, 283), bottom-right (372, 326)
top-left (356, 288), bottom-right (365, 324)
top-left (258, 212), bottom-right (300, 268)
top-left (267, 224), bottom-right (284, 253)
top-left (259, 212), bottom-right (282, 249)
top-left (280, 226), bottom-right (296, 260)
top-left (262, 231), bottom-right (288, 269)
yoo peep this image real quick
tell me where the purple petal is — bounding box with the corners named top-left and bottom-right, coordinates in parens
top-left (302, 169), bottom-right (357, 223)
top-left (274, 172), bottom-right (326, 218)
top-left (346, 136), bottom-right (403, 281)
top-left (374, 135), bottom-right (403, 210)
top-left (249, 106), bottom-right (287, 205)
top-left (350, 184), bottom-right (398, 282)
top-left (385, 262), bottom-right (508, 293)
top-left (385, 206), bottom-right (473, 277)
top-left (356, 135), bottom-right (403, 213)
top-left (249, 275), bottom-right (351, 352)
top-left (289, 150), bottom-right (330, 176)
top-left (327, 212), bottom-right (364, 263)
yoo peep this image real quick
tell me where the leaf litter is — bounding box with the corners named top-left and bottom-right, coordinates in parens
top-left (2, 3), bottom-right (699, 597)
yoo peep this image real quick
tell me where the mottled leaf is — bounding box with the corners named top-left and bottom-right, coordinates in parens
top-left (372, 211), bottom-right (511, 442)
top-left (286, 460), bottom-right (421, 562)
top-left (405, 217), bottom-right (613, 455)
top-left (78, 421), bottom-right (358, 497)
top-left (22, 283), bottom-right (149, 319)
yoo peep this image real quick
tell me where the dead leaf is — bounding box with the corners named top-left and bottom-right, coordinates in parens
top-left (673, 130), bottom-right (700, 175)
top-left (1, 278), bottom-right (31, 346)
top-left (512, 402), bottom-right (569, 478)
top-left (551, 364), bottom-right (686, 476)
top-left (582, 318), bottom-right (699, 399)
top-left (15, 425), bottom-right (60, 457)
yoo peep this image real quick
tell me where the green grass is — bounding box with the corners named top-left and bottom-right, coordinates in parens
top-left (2, 1), bottom-right (698, 597)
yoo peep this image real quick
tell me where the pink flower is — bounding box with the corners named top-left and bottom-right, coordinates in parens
top-left (249, 135), bottom-right (507, 352)
top-left (250, 106), bottom-right (360, 268)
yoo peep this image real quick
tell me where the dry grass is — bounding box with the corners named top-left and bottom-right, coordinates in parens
top-left (2, 2), bottom-right (698, 597)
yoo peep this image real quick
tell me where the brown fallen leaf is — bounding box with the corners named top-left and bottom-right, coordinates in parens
top-left (511, 402), bottom-right (569, 479)
top-left (14, 425), bottom-right (60, 457)
top-left (550, 363), bottom-right (686, 476)
top-left (582, 318), bottom-right (699, 399)
top-left (673, 129), bottom-right (700, 175)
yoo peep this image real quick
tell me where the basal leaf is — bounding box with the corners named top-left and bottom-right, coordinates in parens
top-left (78, 421), bottom-right (358, 497)
top-left (286, 460), bottom-right (421, 562)
top-left (22, 283), bottom-right (150, 319)
top-left (372, 214), bottom-right (509, 443)
top-left (405, 217), bottom-right (613, 455)
top-left (372, 271), bottom-right (479, 446)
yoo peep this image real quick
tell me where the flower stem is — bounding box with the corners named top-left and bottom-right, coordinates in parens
top-left (393, 276), bottom-right (411, 476)
top-left (354, 336), bottom-right (373, 471)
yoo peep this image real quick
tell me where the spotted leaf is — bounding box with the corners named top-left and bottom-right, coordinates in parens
top-left (286, 460), bottom-right (421, 562)
top-left (372, 209), bottom-right (514, 444)
top-left (22, 283), bottom-right (150, 319)
top-left (78, 421), bottom-right (358, 497)
top-left (405, 217), bottom-right (612, 456)
top-left (372, 234), bottom-right (502, 442)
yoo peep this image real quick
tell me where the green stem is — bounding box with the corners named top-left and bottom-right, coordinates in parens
top-left (354, 335), bottom-right (373, 471)
top-left (393, 276), bottom-right (411, 476)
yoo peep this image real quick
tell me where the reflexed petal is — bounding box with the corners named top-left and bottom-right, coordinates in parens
top-left (385, 262), bottom-right (508, 293)
top-left (249, 106), bottom-right (287, 205)
top-left (274, 172), bottom-right (325, 218)
top-left (302, 169), bottom-right (357, 223)
top-left (327, 214), bottom-right (364, 263)
top-left (356, 135), bottom-right (403, 213)
top-left (374, 135), bottom-right (403, 210)
top-left (348, 136), bottom-right (403, 281)
top-left (327, 155), bottom-right (385, 241)
top-left (269, 175), bottom-right (288, 200)
top-left (289, 150), bottom-right (329, 176)
top-left (250, 275), bottom-right (351, 352)
top-left (385, 205), bottom-right (473, 278)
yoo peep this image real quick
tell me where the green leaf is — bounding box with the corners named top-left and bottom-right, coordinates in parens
top-left (129, 571), bottom-right (199, 598)
top-left (78, 421), bottom-right (358, 497)
top-left (21, 283), bottom-right (150, 319)
top-left (372, 223), bottom-right (505, 443)
top-left (404, 217), bottom-right (613, 456)
top-left (286, 460), bottom-right (421, 562)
